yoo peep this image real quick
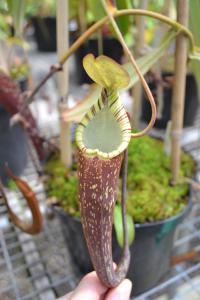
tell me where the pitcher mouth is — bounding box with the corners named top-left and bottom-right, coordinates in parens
top-left (76, 88), bottom-right (131, 159)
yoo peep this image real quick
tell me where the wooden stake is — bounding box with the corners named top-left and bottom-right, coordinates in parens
top-left (56, 0), bottom-right (72, 167)
top-left (155, 0), bottom-right (172, 119)
top-left (171, 0), bottom-right (188, 184)
top-left (132, 0), bottom-right (148, 128)
top-left (78, 0), bottom-right (87, 35)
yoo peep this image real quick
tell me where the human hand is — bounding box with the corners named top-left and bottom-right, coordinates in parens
top-left (56, 270), bottom-right (132, 300)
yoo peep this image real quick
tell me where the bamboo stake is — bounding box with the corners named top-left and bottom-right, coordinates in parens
top-left (171, 0), bottom-right (188, 184)
top-left (78, 0), bottom-right (87, 35)
top-left (132, 0), bottom-right (148, 128)
top-left (155, 0), bottom-right (172, 119)
top-left (56, 0), bottom-right (72, 167)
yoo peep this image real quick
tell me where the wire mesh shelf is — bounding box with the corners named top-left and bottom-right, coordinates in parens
top-left (0, 157), bottom-right (81, 300)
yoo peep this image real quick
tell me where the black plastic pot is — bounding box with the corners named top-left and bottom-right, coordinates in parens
top-left (53, 197), bottom-right (192, 295)
top-left (18, 77), bottom-right (29, 92)
top-left (73, 37), bottom-right (123, 84)
top-left (31, 16), bottom-right (57, 52)
top-left (0, 106), bottom-right (28, 185)
top-left (126, 198), bottom-right (192, 295)
top-left (54, 207), bottom-right (92, 273)
top-left (141, 73), bottom-right (199, 128)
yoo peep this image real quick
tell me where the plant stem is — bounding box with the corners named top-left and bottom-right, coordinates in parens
top-left (101, 0), bottom-right (156, 137)
top-left (19, 64), bottom-right (62, 115)
top-left (171, 0), bottom-right (188, 184)
top-left (78, 0), bottom-right (87, 34)
top-left (155, 0), bottom-right (172, 119)
top-left (121, 148), bottom-right (129, 254)
top-left (60, 9), bottom-right (195, 65)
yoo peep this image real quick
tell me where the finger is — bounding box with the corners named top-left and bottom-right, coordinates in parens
top-left (71, 271), bottom-right (108, 300)
top-left (105, 279), bottom-right (132, 300)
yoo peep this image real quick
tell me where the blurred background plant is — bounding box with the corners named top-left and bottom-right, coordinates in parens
top-left (189, 0), bottom-right (200, 98)
top-left (0, 0), bottom-right (44, 185)
top-left (25, 0), bottom-right (56, 18)
top-left (0, 0), bottom-right (30, 86)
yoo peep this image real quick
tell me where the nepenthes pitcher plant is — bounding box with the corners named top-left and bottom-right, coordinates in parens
top-left (75, 54), bottom-right (156, 287)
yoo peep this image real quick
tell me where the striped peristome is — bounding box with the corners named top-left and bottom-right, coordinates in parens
top-left (76, 88), bottom-right (131, 160)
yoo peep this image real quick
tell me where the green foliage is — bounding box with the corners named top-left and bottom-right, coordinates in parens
top-left (114, 204), bottom-right (135, 248)
top-left (126, 137), bottom-right (195, 223)
top-left (10, 62), bottom-right (29, 81)
top-left (24, 0), bottom-right (56, 18)
top-left (7, 179), bottom-right (17, 190)
top-left (86, 0), bottom-right (105, 23)
top-left (115, 0), bottom-right (133, 38)
top-left (6, 0), bottom-right (25, 37)
top-left (45, 156), bottom-right (79, 217)
top-left (189, 0), bottom-right (200, 98)
top-left (0, 0), bottom-right (26, 39)
top-left (83, 54), bottom-right (130, 89)
top-left (46, 137), bottom-right (195, 224)
top-left (0, 14), bottom-right (10, 39)
top-left (69, 0), bottom-right (132, 38)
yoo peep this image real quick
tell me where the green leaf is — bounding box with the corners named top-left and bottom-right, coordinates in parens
top-left (86, 0), bottom-right (105, 23)
top-left (6, 0), bottom-right (25, 37)
top-left (189, 0), bottom-right (200, 98)
top-left (115, 0), bottom-right (132, 36)
top-left (125, 29), bottom-right (178, 89)
top-left (114, 204), bottom-right (135, 248)
top-left (189, 47), bottom-right (200, 62)
top-left (83, 54), bottom-right (130, 89)
top-left (189, 51), bottom-right (200, 61)
top-left (62, 30), bottom-right (178, 122)
top-left (7, 179), bottom-right (17, 190)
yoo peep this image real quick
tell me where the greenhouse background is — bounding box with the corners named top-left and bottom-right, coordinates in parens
top-left (0, 1), bottom-right (200, 299)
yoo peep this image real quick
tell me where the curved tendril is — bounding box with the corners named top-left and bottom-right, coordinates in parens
top-left (0, 164), bottom-right (43, 235)
top-left (131, 98), bottom-right (156, 138)
top-left (61, 9), bottom-right (195, 64)
top-left (101, 1), bottom-right (157, 137)
top-left (11, 9), bottom-right (195, 122)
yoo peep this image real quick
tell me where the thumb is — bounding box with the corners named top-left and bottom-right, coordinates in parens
top-left (105, 279), bottom-right (132, 300)
top-left (71, 271), bottom-right (108, 300)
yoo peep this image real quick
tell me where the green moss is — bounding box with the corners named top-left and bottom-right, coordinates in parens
top-left (126, 136), bottom-right (195, 223)
top-left (45, 155), bottom-right (79, 217)
top-left (46, 136), bottom-right (195, 223)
